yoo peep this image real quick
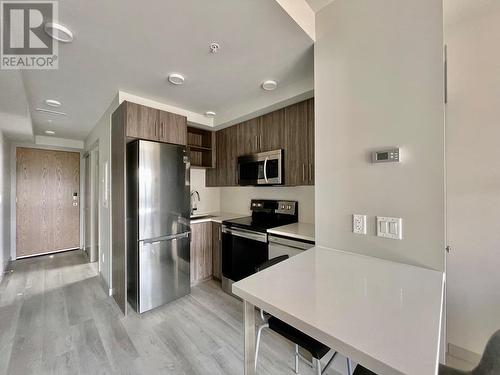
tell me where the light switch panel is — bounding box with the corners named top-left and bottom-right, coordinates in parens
top-left (377, 216), bottom-right (402, 240)
top-left (353, 214), bottom-right (367, 235)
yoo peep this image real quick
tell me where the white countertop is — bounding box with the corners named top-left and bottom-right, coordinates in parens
top-left (190, 212), bottom-right (245, 224)
top-left (267, 222), bottom-right (315, 242)
top-left (233, 247), bottom-right (444, 375)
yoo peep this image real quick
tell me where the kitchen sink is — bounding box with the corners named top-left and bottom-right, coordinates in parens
top-left (190, 214), bottom-right (216, 220)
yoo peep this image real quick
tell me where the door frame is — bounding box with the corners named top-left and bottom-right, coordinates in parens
top-left (10, 143), bottom-right (85, 261)
top-left (83, 141), bottom-right (100, 266)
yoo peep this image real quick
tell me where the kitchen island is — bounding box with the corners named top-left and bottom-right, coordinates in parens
top-left (233, 247), bottom-right (444, 375)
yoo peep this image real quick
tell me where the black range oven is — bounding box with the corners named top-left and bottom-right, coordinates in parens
top-left (221, 199), bottom-right (298, 296)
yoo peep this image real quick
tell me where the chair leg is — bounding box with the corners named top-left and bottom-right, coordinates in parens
top-left (294, 344), bottom-right (299, 374)
top-left (316, 358), bottom-right (322, 375)
top-left (254, 323), bottom-right (268, 371)
top-left (346, 358), bottom-right (353, 375)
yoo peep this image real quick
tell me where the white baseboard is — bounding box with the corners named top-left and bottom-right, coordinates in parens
top-left (98, 272), bottom-right (113, 296)
top-left (448, 343), bottom-right (481, 365)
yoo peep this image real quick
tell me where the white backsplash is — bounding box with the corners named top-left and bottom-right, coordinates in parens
top-left (190, 169), bottom-right (221, 214)
top-left (190, 169), bottom-right (315, 223)
top-left (220, 186), bottom-right (315, 224)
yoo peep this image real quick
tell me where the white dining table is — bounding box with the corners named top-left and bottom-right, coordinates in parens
top-left (232, 247), bottom-right (445, 375)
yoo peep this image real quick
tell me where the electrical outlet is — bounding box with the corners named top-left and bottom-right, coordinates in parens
top-left (353, 214), bottom-right (367, 235)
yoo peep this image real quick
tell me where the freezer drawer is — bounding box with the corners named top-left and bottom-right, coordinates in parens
top-left (133, 232), bottom-right (191, 314)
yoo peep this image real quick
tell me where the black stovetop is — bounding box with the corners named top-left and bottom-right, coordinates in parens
top-left (222, 199), bottom-right (298, 233)
top-left (222, 215), bottom-right (297, 233)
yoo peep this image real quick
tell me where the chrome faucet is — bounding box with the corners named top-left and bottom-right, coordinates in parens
top-left (190, 190), bottom-right (200, 215)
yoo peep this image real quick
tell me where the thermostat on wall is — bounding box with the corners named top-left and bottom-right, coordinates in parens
top-left (372, 148), bottom-right (400, 163)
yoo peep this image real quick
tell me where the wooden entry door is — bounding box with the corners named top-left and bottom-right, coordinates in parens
top-left (16, 148), bottom-right (80, 258)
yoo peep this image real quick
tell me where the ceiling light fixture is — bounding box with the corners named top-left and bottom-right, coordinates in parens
top-left (168, 73), bottom-right (185, 85)
top-left (262, 80), bottom-right (278, 91)
top-left (45, 99), bottom-right (61, 107)
top-left (205, 111), bottom-right (216, 118)
top-left (45, 130), bottom-right (56, 135)
top-left (44, 22), bottom-right (74, 43)
top-left (36, 108), bottom-right (67, 116)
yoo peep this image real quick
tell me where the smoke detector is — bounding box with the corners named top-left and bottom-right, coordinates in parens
top-left (209, 42), bottom-right (220, 54)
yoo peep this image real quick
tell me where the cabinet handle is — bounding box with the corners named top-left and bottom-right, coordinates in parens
top-left (259, 134), bottom-right (262, 150)
top-left (309, 164), bottom-right (312, 183)
top-left (302, 164), bottom-right (305, 182)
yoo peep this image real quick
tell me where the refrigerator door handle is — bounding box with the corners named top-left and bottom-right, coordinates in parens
top-left (140, 232), bottom-right (190, 245)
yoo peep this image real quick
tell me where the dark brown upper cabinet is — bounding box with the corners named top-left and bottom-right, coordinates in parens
top-left (237, 117), bottom-right (262, 155)
top-left (124, 101), bottom-right (187, 146)
top-left (125, 102), bottom-right (159, 141)
top-left (307, 98), bottom-right (315, 185)
top-left (206, 125), bottom-right (238, 187)
top-left (261, 108), bottom-right (286, 152)
top-left (205, 98), bottom-right (314, 187)
top-left (284, 99), bottom-right (314, 186)
top-left (158, 110), bottom-right (187, 145)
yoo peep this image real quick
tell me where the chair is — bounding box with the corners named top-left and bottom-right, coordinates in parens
top-left (254, 256), bottom-right (338, 374)
top-left (439, 329), bottom-right (500, 375)
top-left (353, 329), bottom-right (500, 375)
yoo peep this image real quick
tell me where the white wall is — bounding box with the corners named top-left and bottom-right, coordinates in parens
top-left (445, 1), bottom-right (500, 355)
top-left (314, 0), bottom-right (445, 271)
top-left (0, 131), bottom-right (11, 281)
top-left (85, 95), bottom-right (119, 292)
top-left (220, 186), bottom-right (315, 223)
top-left (190, 169), bottom-right (221, 214)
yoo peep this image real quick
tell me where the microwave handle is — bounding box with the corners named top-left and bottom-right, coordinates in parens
top-left (264, 157), bottom-right (269, 183)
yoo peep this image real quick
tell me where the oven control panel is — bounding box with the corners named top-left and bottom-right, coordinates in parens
top-left (276, 201), bottom-right (297, 215)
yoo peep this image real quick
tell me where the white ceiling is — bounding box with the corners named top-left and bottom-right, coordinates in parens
top-left (305, 0), bottom-right (335, 13)
top-left (9, 0), bottom-right (314, 140)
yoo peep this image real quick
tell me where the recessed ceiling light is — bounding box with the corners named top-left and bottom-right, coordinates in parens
top-left (168, 73), bottom-right (185, 85)
top-left (44, 22), bottom-right (74, 43)
top-left (45, 99), bottom-right (61, 107)
top-left (45, 130), bottom-right (56, 135)
top-left (205, 111), bottom-right (216, 118)
top-left (262, 80), bottom-right (278, 91)
top-left (35, 108), bottom-right (67, 116)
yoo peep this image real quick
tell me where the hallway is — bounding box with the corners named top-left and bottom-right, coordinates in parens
top-left (0, 251), bottom-right (334, 375)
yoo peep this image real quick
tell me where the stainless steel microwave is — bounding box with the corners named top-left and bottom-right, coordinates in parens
top-left (237, 149), bottom-right (283, 186)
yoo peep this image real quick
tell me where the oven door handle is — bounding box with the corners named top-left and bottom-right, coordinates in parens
top-left (222, 227), bottom-right (268, 243)
top-left (264, 157), bottom-right (269, 183)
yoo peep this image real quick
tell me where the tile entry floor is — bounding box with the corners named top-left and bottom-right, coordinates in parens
top-left (0, 250), bottom-right (343, 375)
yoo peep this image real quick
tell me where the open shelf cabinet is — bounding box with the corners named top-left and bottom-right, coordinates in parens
top-left (187, 126), bottom-right (215, 168)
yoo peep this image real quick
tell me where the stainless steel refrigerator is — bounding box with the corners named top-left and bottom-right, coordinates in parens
top-left (127, 140), bottom-right (191, 313)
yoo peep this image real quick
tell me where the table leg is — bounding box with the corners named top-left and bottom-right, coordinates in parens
top-left (244, 300), bottom-right (256, 375)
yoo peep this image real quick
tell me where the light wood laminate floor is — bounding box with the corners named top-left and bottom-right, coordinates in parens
top-left (0, 250), bottom-right (341, 375)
